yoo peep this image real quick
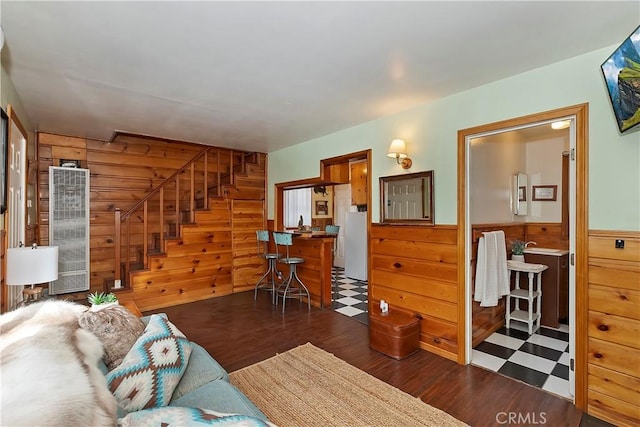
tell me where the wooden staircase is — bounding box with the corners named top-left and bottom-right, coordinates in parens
top-left (110, 149), bottom-right (267, 311)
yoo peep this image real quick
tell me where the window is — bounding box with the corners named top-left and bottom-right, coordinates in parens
top-left (284, 188), bottom-right (311, 228)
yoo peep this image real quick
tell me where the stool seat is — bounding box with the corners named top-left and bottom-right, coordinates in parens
top-left (280, 257), bottom-right (304, 264)
top-left (264, 253), bottom-right (280, 260)
top-left (273, 231), bottom-right (310, 313)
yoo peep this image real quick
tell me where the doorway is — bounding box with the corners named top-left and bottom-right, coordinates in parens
top-left (457, 104), bottom-right (589, 408)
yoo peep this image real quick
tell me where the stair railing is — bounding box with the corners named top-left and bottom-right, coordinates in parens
top-left (113, 147), bottom-right (251, 288)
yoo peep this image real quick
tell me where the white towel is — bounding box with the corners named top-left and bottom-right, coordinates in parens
top-left (474, 230), bottom-right (510, 307)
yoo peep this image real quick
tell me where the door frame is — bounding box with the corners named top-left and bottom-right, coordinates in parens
top-left (456, 104), bottom-right (589, 409)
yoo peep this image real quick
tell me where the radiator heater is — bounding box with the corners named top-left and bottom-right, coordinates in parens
top-left (49, 166), bottom-right (90, 294)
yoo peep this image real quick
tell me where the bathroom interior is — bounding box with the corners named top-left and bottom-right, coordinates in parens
top-left (469, 120), bottom-right (573, 400)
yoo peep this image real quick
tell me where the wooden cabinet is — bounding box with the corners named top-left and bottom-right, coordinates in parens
top-left (322, 163), bottom-right (350, 184)
top-left (524, 252), bottom-right (569, 328)
top-left (350, 161), bottom-right (367, 206)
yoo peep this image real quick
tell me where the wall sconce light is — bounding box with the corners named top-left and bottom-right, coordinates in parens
top-left (387, 139), bottom-right (412, 169)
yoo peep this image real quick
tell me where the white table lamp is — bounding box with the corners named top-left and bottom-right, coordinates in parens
top-left (7, 245), bottom-right (59, 304)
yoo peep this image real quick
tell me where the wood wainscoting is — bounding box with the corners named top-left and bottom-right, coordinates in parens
top-left (526, 222), bottom-right (569, 250)
top-left (587, 230), bottom-right (640, 427)
top-left (370, 224), bottom-right (458, 361)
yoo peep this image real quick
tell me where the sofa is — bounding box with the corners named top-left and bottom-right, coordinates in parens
top-left (0, 300), bottom-right (270, 426)
top-left (99, 313), bottom-right (269, 422)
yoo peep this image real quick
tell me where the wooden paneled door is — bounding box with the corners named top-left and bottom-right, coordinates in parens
top-left (5, 107), bottom-right (27, 310)
top-left (333, 184), bottom-right (350, 268)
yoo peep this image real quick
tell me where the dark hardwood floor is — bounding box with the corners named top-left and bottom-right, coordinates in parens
top-left (147, 292), bottom-right (607, 427)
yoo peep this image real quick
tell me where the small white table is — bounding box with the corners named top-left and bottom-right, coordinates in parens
top-left (506, 260), bottom-right (548, 334)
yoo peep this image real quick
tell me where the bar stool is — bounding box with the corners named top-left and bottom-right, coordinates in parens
top-left (254, 230), bottom-right (281, 304)
top-left (273, 231), bottom-right (310, 313)
top-left (325, 224), bottom-right (340, 301)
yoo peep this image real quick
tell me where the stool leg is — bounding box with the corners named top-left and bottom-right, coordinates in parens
top-left (281, 269), bottom-right (294, 314)
top-left (271, 259), bottom-right (280, 305)
top-left (254, 258), bottom-right (274, 300)
top-left (292, 266), bottom-right (311, 310)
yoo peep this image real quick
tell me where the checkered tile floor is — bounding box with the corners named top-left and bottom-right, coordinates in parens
top-left (472, 323), bottom-right (572, 399)
top-left (332, 267), bottom-right (369, 325)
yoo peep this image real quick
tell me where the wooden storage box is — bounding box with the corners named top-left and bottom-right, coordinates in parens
top-left (369, 310), bottom-right (420, 360)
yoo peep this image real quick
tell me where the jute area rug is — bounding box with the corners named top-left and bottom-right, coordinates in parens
top-left (229, 343), bottom-right (467, 427)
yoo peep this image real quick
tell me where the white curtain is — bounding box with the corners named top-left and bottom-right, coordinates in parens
top-left (284, 188), bottom-right (311, 228)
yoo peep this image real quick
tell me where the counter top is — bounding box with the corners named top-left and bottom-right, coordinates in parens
top-left (281, 230), bottom-right (337, 238)
top-left (523, 248), bottom-right (569, 256)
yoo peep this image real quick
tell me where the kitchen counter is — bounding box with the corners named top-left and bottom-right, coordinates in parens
top-left (276, 231), bottom-right (336, 308)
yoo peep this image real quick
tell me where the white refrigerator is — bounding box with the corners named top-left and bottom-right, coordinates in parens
top-left (344, 212), bottom-right (367, 281)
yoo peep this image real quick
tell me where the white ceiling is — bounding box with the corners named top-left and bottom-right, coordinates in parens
top-left (1, 1), bottom-right (638, 153)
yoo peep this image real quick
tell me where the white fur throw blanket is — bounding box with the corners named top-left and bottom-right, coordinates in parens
top-left (0, 300), bottom-right (117, 426)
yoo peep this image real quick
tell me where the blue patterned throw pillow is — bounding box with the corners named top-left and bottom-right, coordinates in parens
top-left (118, 407), bottom-right (276, 426)
top-left (106, 314), bottom-right (192, 411)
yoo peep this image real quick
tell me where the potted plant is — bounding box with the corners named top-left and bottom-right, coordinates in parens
top-left (88, 291), bottom-right (119, 311)
top-left (511, 240), bottom-right (525, 262)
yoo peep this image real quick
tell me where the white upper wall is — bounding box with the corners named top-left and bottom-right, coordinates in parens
top-left (526, 135), bottom-right (570, 223)
top-left (470, 132), bottom-right (526, 224)
top-left (268, 45), bottom-right (640, 231)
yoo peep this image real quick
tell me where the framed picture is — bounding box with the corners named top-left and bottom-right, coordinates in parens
top-left (601, 25), bottom-right (640, 133)
top-left (518, 186), bottom-right (526, 202)
top-left (315, 200), bottom-right (328, 216)
top-left (532, 185), bottom-right (557, 201)
top-left (0, 108), bottom-right (7, 214)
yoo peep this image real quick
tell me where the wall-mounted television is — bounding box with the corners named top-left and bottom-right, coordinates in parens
top-left (0, 107), bottom-right (7, 214)
top-left (601, 25), bottom-right (640, 133)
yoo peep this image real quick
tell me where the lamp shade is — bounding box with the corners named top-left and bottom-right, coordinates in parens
top-left (6, 246), bottom-right (59, 286)
top-left (387, 139), bottom-right (408, 159)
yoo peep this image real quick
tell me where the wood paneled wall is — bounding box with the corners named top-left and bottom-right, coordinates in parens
top-left (370, 224), bottom-right (459, 361)
top-left (38, 133), bottom-right (204, 296)
top-left (37, 132), bottom-right (265, 304)
top-left (232, 200), bottom-right (265, 293)
top-left (525, 222), bottom-right (569, 250)
top-left (587, 230), bottom-right (640, 427)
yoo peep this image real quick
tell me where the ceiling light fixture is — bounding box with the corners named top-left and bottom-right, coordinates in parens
top-left (387, 139), bottom-right (412, 169)
top-left (551, 120), bottom-right (571, 130)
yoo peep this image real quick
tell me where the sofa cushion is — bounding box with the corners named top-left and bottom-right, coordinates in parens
top-left (171, 343), bottom-right (229, 400)
top-left (117, 406), bottom-right (274, 427)
top-left (79, 304), bottom-right (145, 370)
top-left (106, 314), bottom-right (192, 411)
top-left (170, 380), bottom-right (268, 422)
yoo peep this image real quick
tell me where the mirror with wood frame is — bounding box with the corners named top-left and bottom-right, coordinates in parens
top-left (380, 170), bottom-right (434, 224)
